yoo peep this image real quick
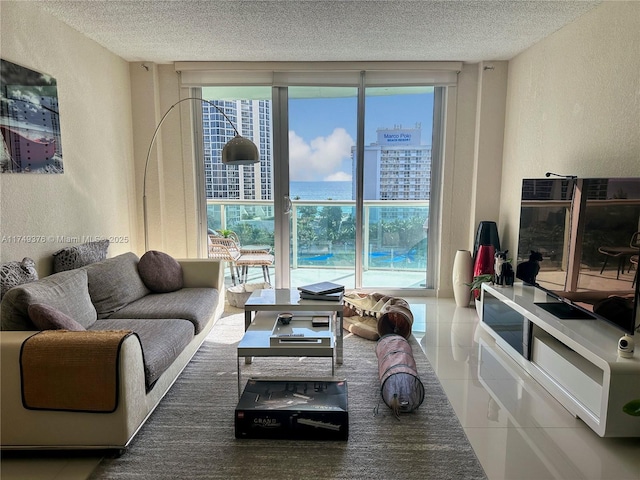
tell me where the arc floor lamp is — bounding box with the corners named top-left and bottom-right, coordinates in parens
top-left (143, 97), bottom-right (260, 251)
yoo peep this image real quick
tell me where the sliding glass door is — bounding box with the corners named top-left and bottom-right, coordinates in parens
top-left (361, 87), bottom-right (435, 288)
top-left (287, 87), bottom-right (358, 289)
top-left (199, 86), bottom-right (276, 284)
top-left (283, 86), bottom-right (435, 289)
top-left (194, 68), bottom-right (446, 292)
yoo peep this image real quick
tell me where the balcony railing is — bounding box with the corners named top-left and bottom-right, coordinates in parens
top-left (207, 199), bottom-right (429, 278)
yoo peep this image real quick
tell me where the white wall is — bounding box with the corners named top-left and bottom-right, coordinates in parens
top-left (0, 2), bottom-right (137, 276)
top-left (129, 64), bottom-right (199, 258)
top-left (500, 1), bottom-right (640, 255)
top-left (438, 62), bottom-right (508, 296)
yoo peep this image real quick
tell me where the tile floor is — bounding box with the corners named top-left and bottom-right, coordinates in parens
top-left (2, 297), bottom-right (640, 480)
top-left (411, 298), bottom-right (640, 480)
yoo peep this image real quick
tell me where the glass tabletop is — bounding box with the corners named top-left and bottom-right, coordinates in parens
top-left (245, 288), bottom-right (343, 310)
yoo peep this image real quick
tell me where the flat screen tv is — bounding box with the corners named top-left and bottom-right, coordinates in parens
top-left (516, 177), bottom-right (640, 335)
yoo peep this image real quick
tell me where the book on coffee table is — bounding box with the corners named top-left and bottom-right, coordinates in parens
top-left (299, 290), bottom-right (344, 302)
top-left (297, 281), bottom-right (344, 296)
top-left (312, 314), bottom-right (331, 327)
top-left (270, 318), bottom-right (332, 347)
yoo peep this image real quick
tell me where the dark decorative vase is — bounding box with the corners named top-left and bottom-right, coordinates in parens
top-left (474, 245), bottom-right (496, 278)
top-left (473, 244), bottom-right (495, 298)
top-left (473, 221), bottom-right (501, 262)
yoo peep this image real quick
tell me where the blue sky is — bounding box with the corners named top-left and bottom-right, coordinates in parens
top-left (288, 92), bottom-right (434, 182)
top-left (202, 86), bottom-right (435, 182)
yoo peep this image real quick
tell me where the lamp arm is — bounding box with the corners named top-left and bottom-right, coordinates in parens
top-left (142, 96), bottom-right (240, 252)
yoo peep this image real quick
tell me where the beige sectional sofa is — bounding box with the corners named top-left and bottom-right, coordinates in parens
top-left (0, 252), bottom-right (224, 452)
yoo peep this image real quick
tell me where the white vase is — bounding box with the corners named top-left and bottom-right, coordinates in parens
top-left (452, 249), bottom-right (473, 307)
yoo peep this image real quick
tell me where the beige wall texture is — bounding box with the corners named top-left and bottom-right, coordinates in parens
top-left (131, 63), bottom-right (205, 258)
top-left (129, 64), bottom-right (200, 259)
top-left (499, 1), bottom-right (640, 256)
top-left (438, 62), bottom-right (508, 296)
top-left (0, 2), bottom-right (137, 276)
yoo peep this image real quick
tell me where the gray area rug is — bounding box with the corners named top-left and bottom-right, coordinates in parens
top-left (90, 311), bottom-right (487, 480)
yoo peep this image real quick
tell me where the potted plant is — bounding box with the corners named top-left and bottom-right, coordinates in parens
top-left (466, 274), bottom-right (493, 296)
top-left (466, 274), bottom-right (493, 316)
top-left (215, 229), bottom-right (241, 244)
top-left (623, 399), bottom-right (640, 416)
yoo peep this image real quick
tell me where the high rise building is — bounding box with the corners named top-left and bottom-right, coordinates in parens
top-left (352, 125), bottom-right (431, 201)
top-left (202, 99), bottom-right (272, 200)
top-left (204, 106), bottom-right (431, 205)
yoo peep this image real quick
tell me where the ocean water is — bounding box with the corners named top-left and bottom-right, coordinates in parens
top-left (290, 181), bottom-right (353, 200)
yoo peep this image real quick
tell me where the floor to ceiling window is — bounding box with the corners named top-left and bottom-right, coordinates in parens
top-left (187, 64), bottom-right (457, 293)
top-left (362, 87), bottom-right (434, 288)
top-left (200, 86), bottom-right (275, 253)
top-left (287, 86), bottom-right (358, 289)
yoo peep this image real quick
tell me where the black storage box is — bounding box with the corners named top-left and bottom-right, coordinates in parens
top-left (235, 378), bottom-right (348, 440)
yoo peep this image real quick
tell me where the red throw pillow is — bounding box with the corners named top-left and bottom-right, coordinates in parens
top-left (137, 250), bottom-right (184, 293)
top-left (28, 303), bottom-right (86, 331)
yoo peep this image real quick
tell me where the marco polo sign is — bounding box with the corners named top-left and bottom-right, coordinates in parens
top-left (377, 128), bottom-right (421, 146)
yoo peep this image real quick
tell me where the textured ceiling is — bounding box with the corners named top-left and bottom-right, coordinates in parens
top-left (35, 0), bottom-right (602, 64)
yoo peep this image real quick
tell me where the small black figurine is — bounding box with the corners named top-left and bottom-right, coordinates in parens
top-left (516, 250), bottom-right (543, 285)
top-left (494, 250), bottom-right (514, 286)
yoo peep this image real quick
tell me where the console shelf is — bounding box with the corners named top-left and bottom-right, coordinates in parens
top-left (480, 282), bottom-right (640, 437)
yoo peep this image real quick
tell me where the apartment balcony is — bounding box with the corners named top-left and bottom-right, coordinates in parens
top-left (207, 199), bottom-right (430, 289)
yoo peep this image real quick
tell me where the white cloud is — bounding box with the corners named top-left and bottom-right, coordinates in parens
top-left (289, 128), bottom-right (354, 181)
top-left (325, 171), bottom-right (352, 181)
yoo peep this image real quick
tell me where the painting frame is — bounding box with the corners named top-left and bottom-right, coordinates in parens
top-left (1, 59), bottom-right (64, 174)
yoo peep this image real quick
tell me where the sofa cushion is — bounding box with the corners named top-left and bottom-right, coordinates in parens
top-left (82, 252), bottom-right (150, 318)
top-left (137, 251), bottom-right (184, 293)
top-left (0, 257), bottom-right (38, 299)
top-left (52, 239), bottom-right (110, 273)
top-left (107, 288), bottom-right (219, 335)
top-left (0, 269), bottom-right (97, 331)
top-left (28, 303), bottom-right (86, 331)
top-left (89, 318), bottom-right (194, 388)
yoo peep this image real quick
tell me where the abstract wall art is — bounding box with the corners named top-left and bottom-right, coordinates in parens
top-left (1, 59), bottom-right (63, 174)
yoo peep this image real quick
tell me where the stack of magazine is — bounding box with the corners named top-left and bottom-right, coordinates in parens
top-left (297, 281), bottom-right (345, 301)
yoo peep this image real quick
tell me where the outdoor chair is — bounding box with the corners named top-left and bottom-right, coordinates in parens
top-left (235, 251), bottom-right (274, 284)
top-left (207, 234), bottom-right (274, 285)
top-left (598, 231), bottom-right (640, 280)
top-left (208, 236), bottom-right (242, 285)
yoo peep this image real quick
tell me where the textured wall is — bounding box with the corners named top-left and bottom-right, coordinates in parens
top-left (438, 62), bottom-right (509, 297)
top-left (500, 1), bottom-right (640, 255)
top-left (129, 64), bottom-right (198, 258)
top-left (0, 2), bottom-right (137, 276)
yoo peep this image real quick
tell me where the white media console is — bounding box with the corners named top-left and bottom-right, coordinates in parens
top-left (479, 282), bottom-right (640, 437)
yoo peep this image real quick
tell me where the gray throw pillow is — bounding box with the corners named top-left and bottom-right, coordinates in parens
top-left (0, 269), bottom-right (97, 331)
top-left (0, 257), bottom-right (38, 299)
top-left (52, 239), bottom-right (110, 273)
top-left (137, 250), bottom-right (184, 293)
top-left (82, 252), bottom-right (150, 318)
top-left (28, 303), bottom-right (86, 331)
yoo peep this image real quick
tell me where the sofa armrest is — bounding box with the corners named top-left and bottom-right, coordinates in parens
top-left (177, 259), bottom-right (224, 290)
top-left (0, 330), bottom-right (149, 448)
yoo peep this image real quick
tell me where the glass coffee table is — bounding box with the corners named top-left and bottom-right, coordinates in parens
top-left (237, 288), bottom-right (344, 395)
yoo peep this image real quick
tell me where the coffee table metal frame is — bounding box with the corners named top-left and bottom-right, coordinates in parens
top-left (237, 311), bottom-right (335, 396)
top-left (238, 289), bottom-right (344, 396)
